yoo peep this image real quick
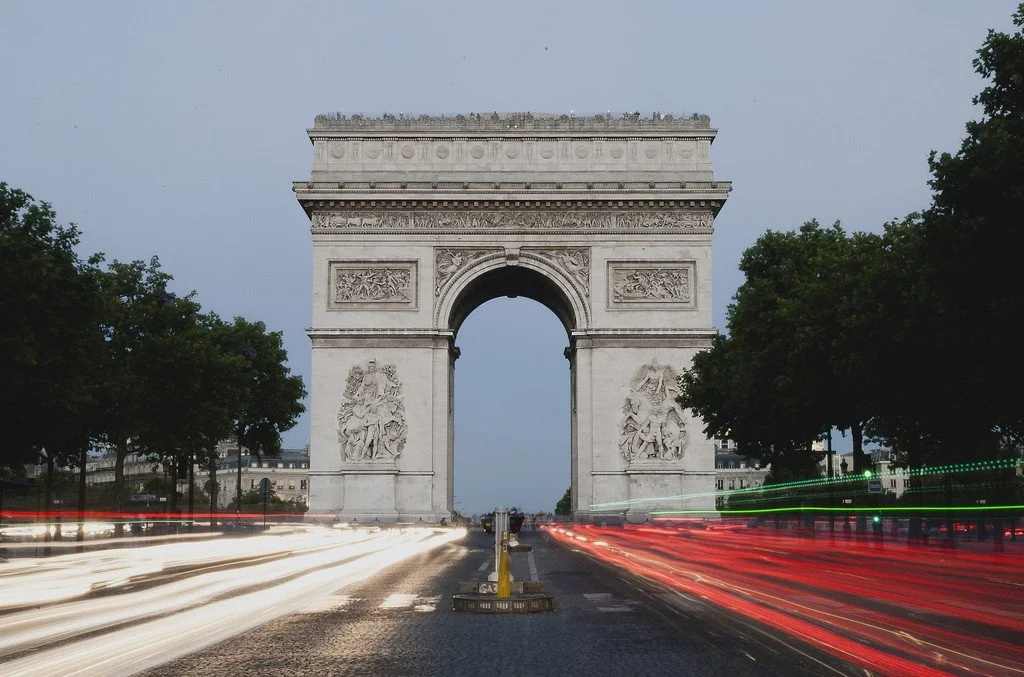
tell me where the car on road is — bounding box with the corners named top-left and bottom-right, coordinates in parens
top-left (481, 508), bottom-right (525, 535)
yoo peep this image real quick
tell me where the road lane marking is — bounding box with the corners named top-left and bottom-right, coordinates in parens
top-left (379, 593), bottom-right (418, 609)
top-left (527, 551), bottom-right (539, 581)
top-left (477, 559), bottom-right (491, 573)
top-left (583, 593), bottom-right (613, 601)
top-left (597, 606), bottom-right (633, 613)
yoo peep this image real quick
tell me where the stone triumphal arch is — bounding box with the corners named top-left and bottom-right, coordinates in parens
top-left (294, 113), bottom-right (730, 522)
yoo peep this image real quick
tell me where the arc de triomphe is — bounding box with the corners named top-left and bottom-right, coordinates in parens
top-left (294, 113), bottom-right (730, 522)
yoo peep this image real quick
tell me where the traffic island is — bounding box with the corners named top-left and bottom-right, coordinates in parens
top-left (453, 507), bottom-right (555, 614)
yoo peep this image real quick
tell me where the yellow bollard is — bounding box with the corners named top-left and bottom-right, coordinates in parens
top-left (497, 530), bottom-right (511, 598)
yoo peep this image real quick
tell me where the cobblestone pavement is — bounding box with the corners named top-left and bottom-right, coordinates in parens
top-left (139, 528), bottom-right (857, 677)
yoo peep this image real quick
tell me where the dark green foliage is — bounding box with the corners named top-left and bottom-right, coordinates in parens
top-left (0, 183), bottom-right (307, 509)
top-left (0, 183), bottom-right (104, 473)
top-left (680, 6), bottom-right (1024, 488)
top-left (555, 487), bottom-right (572, 515)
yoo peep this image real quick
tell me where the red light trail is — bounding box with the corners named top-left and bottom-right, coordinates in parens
top-left (545, 523), bottom-right (1024, 676)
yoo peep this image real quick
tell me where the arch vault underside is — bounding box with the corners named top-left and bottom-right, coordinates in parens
top-left (295, 113), bottom-right (731, 521)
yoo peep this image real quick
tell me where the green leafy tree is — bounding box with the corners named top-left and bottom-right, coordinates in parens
top-left (555, 487), bottom-right (572, 515)
top-left (0, 183), bottom-right (104, 474)
top-left (211, 317), bottom-right (306, 508)
top-left (920, 4), bottom-right (1024, 450)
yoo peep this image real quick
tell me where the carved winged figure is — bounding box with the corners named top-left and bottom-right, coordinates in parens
top-left (338, 360), bottom-right (407, 462)
top-left (618, 363), bottom-right (688, 463)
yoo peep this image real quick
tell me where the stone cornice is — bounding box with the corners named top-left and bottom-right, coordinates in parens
top-left (311, 112), bottom-right (714, 136)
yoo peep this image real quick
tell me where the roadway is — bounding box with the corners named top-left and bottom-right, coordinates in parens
top-left (2, 524), bottom-right (1019, 675)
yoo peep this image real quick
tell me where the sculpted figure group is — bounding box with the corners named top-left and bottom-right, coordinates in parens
top-left (338, 360), bottom-right (407, 462)
top-left (619, 363), bottom-right (688, 463)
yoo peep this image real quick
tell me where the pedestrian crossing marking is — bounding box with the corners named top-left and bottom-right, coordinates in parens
top-left (414, 595), bottom-right (442, 612)
top-left (379, 593), bottom-right (419, 609)
top-left (298, 594), bottom-right (354, 614)
top-left (583, 592), bottom-right (635, 612)
top-left (583, 593), bottom-right (614, 601)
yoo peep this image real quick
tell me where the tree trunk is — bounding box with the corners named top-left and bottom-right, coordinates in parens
top-left (851, 422), bottom-right (865, 473)
top-left (113, 438), bottom-right (128, 537)
top-left (851, 422), bottom-right (866, 534)
top-left (236, 432), bottom-right (244, 521)
top-left (43, 454), bottom-right (54, 557)
top-left (187, 455), bottom-right (195, 533)
top-left (209, 456), bottom-right (218, 531)
top-left (76, 446), bottom-right (87, 550)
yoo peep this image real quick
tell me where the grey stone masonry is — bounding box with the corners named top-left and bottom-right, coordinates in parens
top-left (295, 113), bottom-right (730, 523)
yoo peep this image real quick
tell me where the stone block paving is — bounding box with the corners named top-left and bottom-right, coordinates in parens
top-left (139, 528), bottom-right (852, 677)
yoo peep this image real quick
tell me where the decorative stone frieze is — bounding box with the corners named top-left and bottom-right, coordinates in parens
top-left (328, 260), bottom-right (417, 310)
top-left (337, 359), bottom-right (407, 462)
top-left (607, 261), bottom-right (696, 310)
top-left (619, 362), bottom-right (688, 464)
top-left (310, 210), bottom-right (713, 235)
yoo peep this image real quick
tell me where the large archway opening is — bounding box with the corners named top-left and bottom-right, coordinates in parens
top-left (450, 266), bottom-right (574, 520)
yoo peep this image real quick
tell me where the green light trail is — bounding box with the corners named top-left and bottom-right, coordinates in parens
top-left (649, 504), bottom-right (1024, 517)
top-left (588, 456), bottom-right (1021, 511)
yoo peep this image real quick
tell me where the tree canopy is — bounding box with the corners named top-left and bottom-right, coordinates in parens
top-left (679, 5), bottom-right (1024, 482)
top-left (0, 184), bottom-right (307, 496)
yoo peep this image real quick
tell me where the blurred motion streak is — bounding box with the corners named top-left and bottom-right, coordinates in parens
top-left (545, 524), bottom-right (1024, 676)
top-left (0, 526), bottom-right (465, 677)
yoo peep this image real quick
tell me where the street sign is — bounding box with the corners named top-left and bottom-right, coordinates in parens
top-left (128, 494), bottom-right (157, 502)
top-left (868, 478), bottom-right (882, 494)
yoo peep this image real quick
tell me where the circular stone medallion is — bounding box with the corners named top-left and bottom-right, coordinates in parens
top-left (644, 145), bottom-right (659, 159)
top-left (435, 145), bottom-right (450, 159)
top-left (574, 145), bottom-right (589, 159)
top-left (505, 144), bottom-right (520, 159)
top-left (329, 142), bottom-right (346, 159)
top-left (680, 148), bottom-right (694, 159)
top-left (610, 145), bottom-right (624, 159)
top-left (470, 145), bottom-right (485, 159)
top-left (401, 145), bottom-right (416, 159)
top-left (365, 144), bottom-right (381, 159)
top-left (539, 144), bottom-right (555, 159)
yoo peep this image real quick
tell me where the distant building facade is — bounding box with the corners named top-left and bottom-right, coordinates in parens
top-left (193, 441), bottom-right (310, 509)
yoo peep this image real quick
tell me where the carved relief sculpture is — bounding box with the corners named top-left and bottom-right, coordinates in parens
top-left (328, 261), bottom-right (417, 310)
top-left (530, 248), bottom-right (590, 296)
top-left (337, 360), bottom-right (408, 462)
top-left (435, 248), bottom-right (496, 295)
top-left (310, 211), bottom-right (714, 234)
top-left (612, 267), bottom-right (689, 303)
top-left (619, 362), bottom-right (688, 463)
top-left (335, 268), bottom-right (412, 303)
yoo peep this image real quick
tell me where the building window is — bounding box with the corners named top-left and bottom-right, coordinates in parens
top-left (301, 463), bottom-right (307, 469)
top-left (728, 479), bottom-right (735, 490)
top-left (289, 484), bottom-right (295, 490)
top-left (891, 479), bottom-right (897, 489)
top-left (300, 480), bottom-right (307, 490)
top-left (739, 479), bottom-right (745, 489)
top-left (250, 479), bottom-right (256, 489)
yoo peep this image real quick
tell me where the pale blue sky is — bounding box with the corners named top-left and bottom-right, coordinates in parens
top-left (1, 1), bottom-right (1016, 513)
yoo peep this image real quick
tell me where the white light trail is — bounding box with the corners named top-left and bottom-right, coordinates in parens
top-left (0, 526), bottom-right (465, 677)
